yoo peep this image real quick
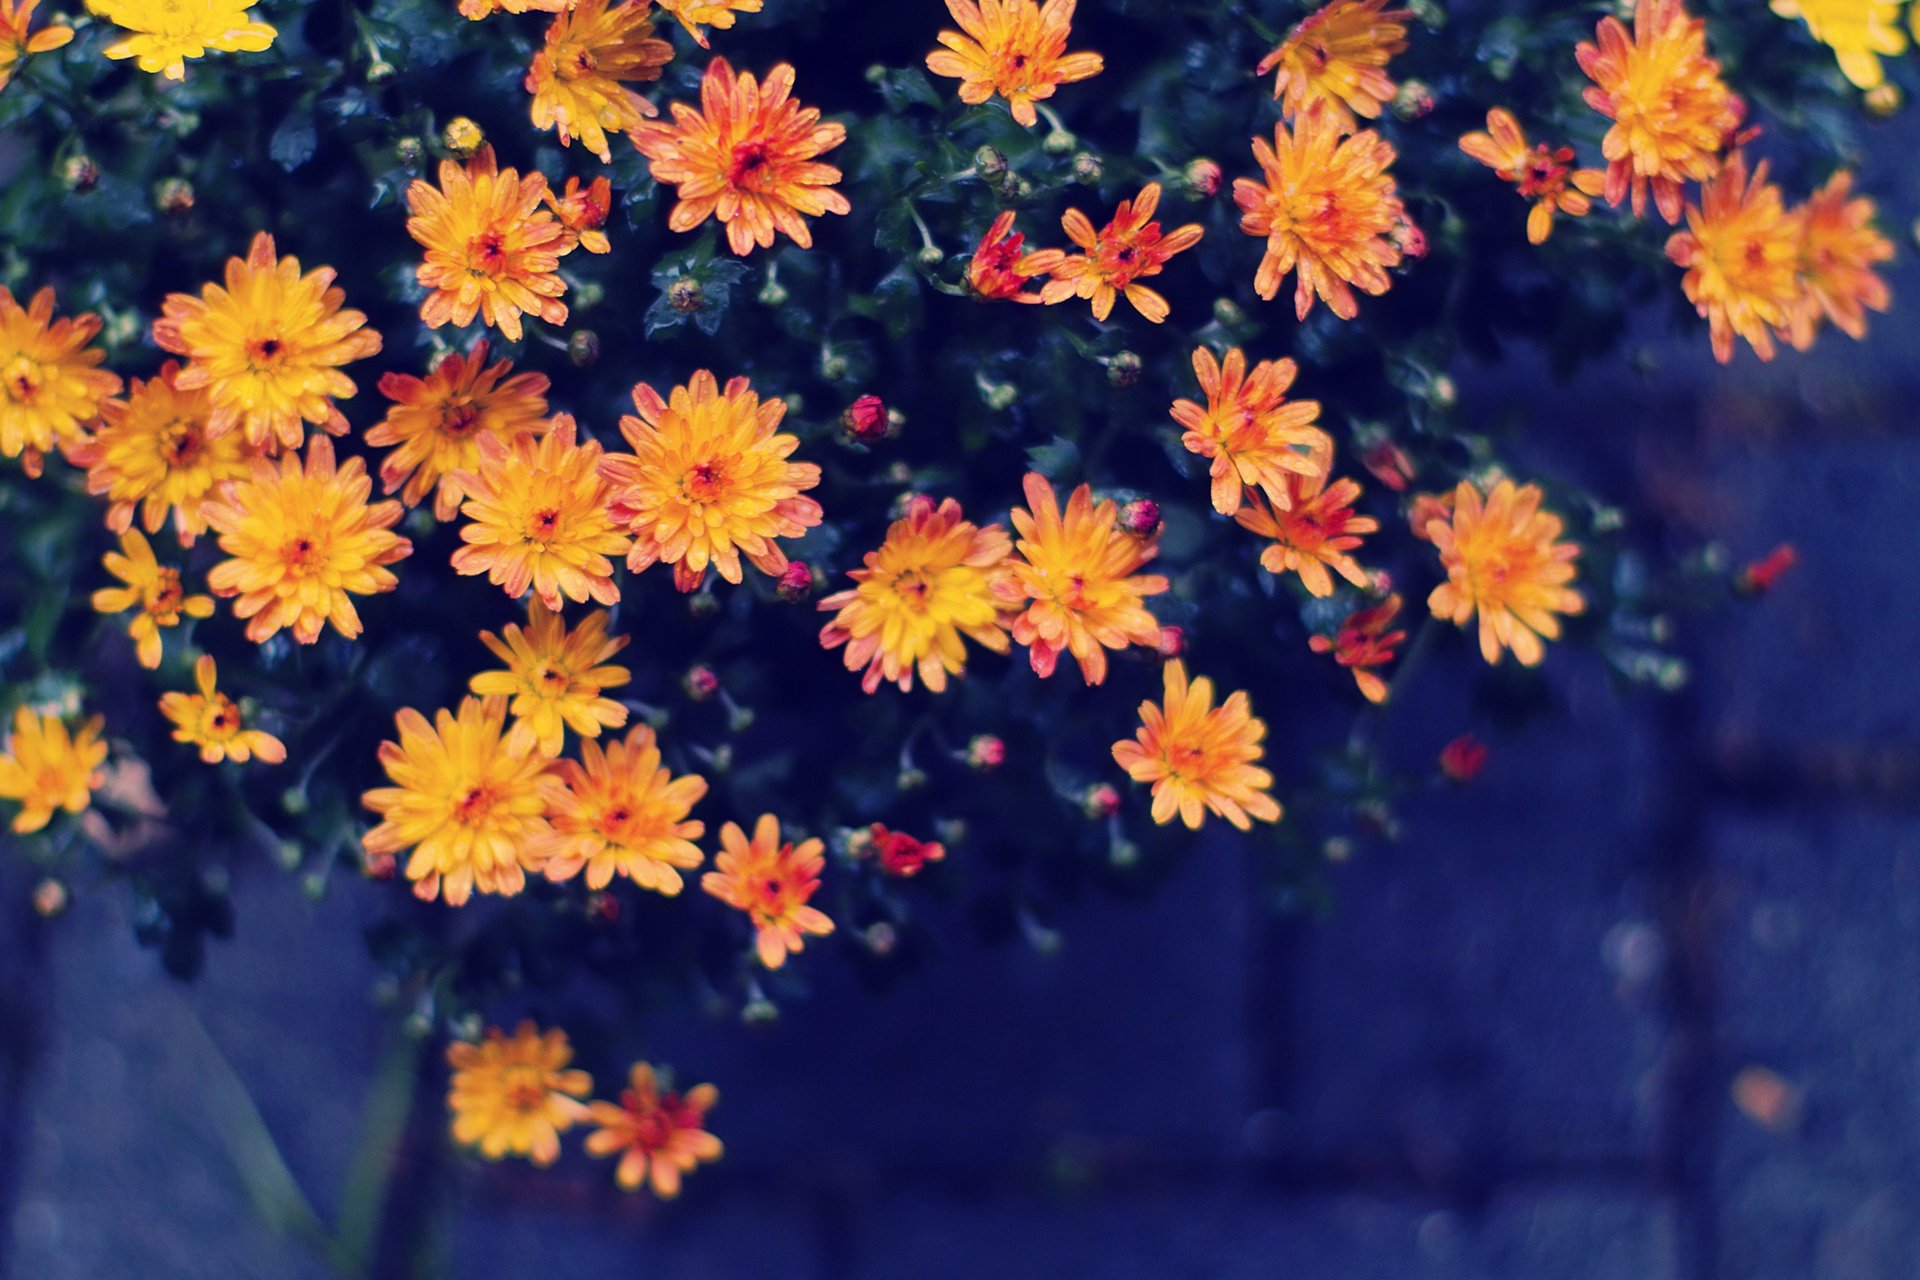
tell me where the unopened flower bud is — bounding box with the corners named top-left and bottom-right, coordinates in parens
top-left (967, 734), bottom-right (1006, 770)
top-left (1070, 152), bottom-right (1103, 185)
top-left (1082, 783), bottom-right (1121, 820)
top-left (683, 664), bottom-right (720, 700)
top-left (1391, 216), bottom-right (1429, 260)
top-left (1212, 297), bottom-right (1245, 327)
top-left (1427, 374), bottom-right (1456, 408)
top-left (1118, 498), bottom-right (1161, 537)
top-left (33, 879), bottom-right (67, 917)
top-left (567, 329), bottom-right (600, 367)
top-left (1865, 83), bottom-right (1903, 117)
top-left (727, 704), bottom-right (755, 733)
top-left (758, 278), bottom-right (789, 306)
top-left (1736, 543), bottom-right (1797, 596)
top-left (1107, 351), bottom-right (1142, 387)
top-left (1044, 127), bottom-right (1076, 154)
top-left (1439, 734), bottom-right (1488, 783)
top-left (363, 851), bottom-right (398, 879)
top-left (841, 393), bottom-right (890, 442)
top-left (864, 921), bottom-right (898, 956)
top-left (1392, 78), bottom-right (1435, 120)
top-left (916, 243), bottom-right (945, 269)
top-left (366, 58), bottom-right (396, 83)
top-left (1109, 838), bottom-right (1139, 868)
top-left (395, 136), bottom-right (424, 167)
top-left (897, 766), bottom-right (928, 792)
top-left (886, 460), bottom-right (914, 485)
top-left (689, 591), bottom-right (721, 618)
top-left (668, 277), bottom-right (704, 314)
top-left (994, 169), bottom-right (1021, 201)
top-left (864, 63), bottom-right (888, 84)
top-left (62, 154), bottom-right (100, 193)
top-left (981, 380), bottom-right (1018, 412)
top-left (586, 891), bottom-right (620, 924)
top-left (776, 561), bottom-right (814, 602)
top-left (973, 144), bottom-right (1007, 177)
top-left (1156, 625), bottom-right (1185, 659)
top-left (820, 351), bottom-right (850, 381)
top-left (742, 996), bottom-right (779, 1024)
top-left (1184, 157), bottom-right (1222, 197)
top-left (441, 116), bottom-right (484, 158)
top-left (154, 177), bottom-right (194, 215)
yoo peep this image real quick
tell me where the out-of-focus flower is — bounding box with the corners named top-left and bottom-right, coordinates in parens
top-left (367, 341), bottom-right (551, 522)
top-left (1081, 782), bottom-right (1121, 820)
top-left (1112, 659), bottom-right (1281, 832)
top-left (1438, 733), bottom-right (1487, 783)
top-left (1018, 183), bottom-right (1204, 324)
top-left (158, 655), bottom-right (285, 765)
top-left (1458, 109), bottom-right (1606, 245)
top-left (90, 529), bottom-right (213, 669)
top-left (1426, 478), bottom-right (1583, 667)
top-left (407, 147), bottom-right (570, 343)
top-left (1736, 543), bottom-right (1798, 595)
top-left (1665, 153), bottom-right (1801, 363)
top-left (546, 177), bottom-right (615, 255)
top-left (89, 0), bottom-right (274, 80)
top-left (536, 726), bottom-right (707, 894)
top-left (1, 285), bottom-right (121, 478)
top-left (1169, 345), bottom-right (1327, 516)
top-left (656, 0), bottom-right (761, 47)
top-left (0, 707), bottom-right (106, 834)
top-left (526, 0), bottom-right (671, 163)
top-left (1308, 593), bottom-right (1404, 703)
top-left (1359, 438), bottom-right (1414, 492)
top-left (702, 813), bottom-right (833, 969)
top-left (967, 211), bottom-right (1046, 303)
top-left (584, 1063), bottom-right (722, 1196)
top-left (924, 0), bottom-right (1103, 127)
top-left (1771, 0), bottom-right (1907, 90)
top-left (631, 58), bottom-right (849, 256)
top-left (472, 604), bottom-right (630, 759)
top-left (0, 0), bottom-right (72, 92)
top-left (1234, 446), bottom-right (1377, 598)
top-left (446, 1023), bottom-right (591, 1166)
top-left (1784, 171), bottom-right (1895, 351)
top-left (867, 823), bottom-right (946, 877)
top-left (1185, 158), bottom-right (1223, 198)
top-left (78, 362), bottom-right (249, 545)
top-left (968, 734), bottom-right (1006, 769)
top-left (1255, 0), bottom-right (1410, 132)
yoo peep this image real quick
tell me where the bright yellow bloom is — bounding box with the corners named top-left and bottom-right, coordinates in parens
top-left (446, 1023), bottom-right (591, 1166)
top-left (526, 0), bottom-right (671, 163)
top-left (1019, 182), bottom-right (1204, 324)
top-left (1771, 0), bottom-right (1907, 90)
top-left (367, 341), bottom-right (551, 522)
top-left (701, 813), bottom-right (833, 970)
top-left (0, 708), bottom-right (106, 834)
top-left (362, 696), bottom-right (552, 906)
top-left (997, 471), bottom-right (1168, 686)
top-left (1168, 346), bottom-right (1326, 517)
top-left (0, 285), bottom-right (121, 479)
top-left (1426, 478), bottom-right (1584, 668)
top-left (535, 726), bottom-right (707, 893)
top-left (1255, 0), bottom-right (1410, 132)
top-left (0, 0), bottom-right (73, 92)
top-left (458, 0), bottom-right (566, 21)
top-left (90, 529), bottom-right (214, 670)
top-left (924, 0), bottom-right (1103, 128)
top-left (1665, 152), bottom-right (1801, 364)
top-left (78, 362), bottom-right (253, 546)
top-left (818, 495), bottom-right (1013, 694)
top-left (600, 370), bottom-right (822, 593)
top-left (471, 603), bottom-right (630, 759)
top-left (1233, 445), bottom-right (1377, 598)
top-left (88, 0), bottom-right (274, 79)
top-left (1784, 170), bottom-right (1895, 351)
top-left (1458, 108), bottom-right (1607, 246)
top-left (157, 655), bottom-right (286, 765)
top-left (631, 58), bottom-right (849, 256)
top-left (1112, 659), bottom-right (1281, 832)
top-left (450, 415), bottom-right (629, 611)
top-left (656, 0), bottom-right (760, 48)
top-left (584, 1064), bottom-right (722, 1196)
top-left (202, 436), bottom-right (413, 645)
top-left (407, 146), bottom-right (571, 343)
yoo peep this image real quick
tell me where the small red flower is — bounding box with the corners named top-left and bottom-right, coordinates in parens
top-left (868, 823), bottom-right (946, 877)
top-left (1439, 734), bottom-right (1488, 783)
top-left (1736, 543), bottom-right (1797, 595)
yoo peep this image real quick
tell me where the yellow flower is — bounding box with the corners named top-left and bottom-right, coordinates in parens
top-left (1232, 444), bottom-right (1377, 598)
top-left (1457, 108), bottom-right (1607, 246)
top-left (202, 436), bottom-right (413, 645)
top-left (1784, 170), bottom-right (1895, 351)
top-left (0, 0), bottom-right (73, 92)
top-left (1255, 0), bottom-right (1410, 132)
top-left (1168, 346), bottom-right (1327, 516)
top-left (153, 232), bottom-right (381, 453)
top-left (158, 655), bottom-right (285, 765)
top-left (584, 1063), bottom-right (722, 1197)
top-left (458, 0), bottom-right (566, 20)
top-left (88, 0), bottom-right (274, 80)
top-left (470, 603), bottom-right (631, 759)
top-left (997, 471), bottom-right (1168, 685)
top-left (362, 696), bottom-right (552, 906)
top-left (1665, 152), bottom-right (1801, 364)
top-left (446, 1023), bottom-right (591, 1167)
top-left (818, 495), bottom-right (1013, 694)
top-left (90, 529), bottom-right (214, 669)
top-left (450, 415), bottom-right (629, 611)
top-left (631, 58), bottom-right (849, 256)
top-left (924, 0), bottom-right (1103, 128)
top-left (1112, 659), bottom-right (1282, 832)
top-left (701, 813), bottom-right (833, 970)
top-left (1426, 478), bottom-right (1584, 667)
top-left (526, 0), bottom-right (672, 164)
top-left (366, 341), bottom-right (551, 522)
top-left (1, 285), bottom-right (121, 479)
top-left (0, 707), bottom-right (106, 834)
top-left (1771, 0), bottom-right (1907, 90)
top-left (655, 0), bottom-right (760, 48)
top-left (77, 362), bottom-right (254, 546)
top-left (600, 370), bottom-right (822, 593)
top-left (534, 726), bottom-right (707, 893)
top-left (407, 146), bottom-right (571, 343)
top-left (1018, 182), bottom-right (1204, 324)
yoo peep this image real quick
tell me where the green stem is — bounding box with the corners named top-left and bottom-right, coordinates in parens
top-left (334, 1029), bottom-right (424, 1271)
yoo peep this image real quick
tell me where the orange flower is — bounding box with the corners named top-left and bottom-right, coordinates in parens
top-left (158, 655), bottom-right (286, 765)
top-left (1168, 346), bottom-right (1327, 516)
top-left (1018, 183), bottom-right (1204, 324)
top-left (1458, 108), bottom-right (1607, 245)
top-left (1233, 447), bottom-right (1376, 598)
top-left (526, 0), bottom-right (671, 164)
top-left (1784, 170), bottom-right (1894, 351)
top-left (470, 603), bottom-right (630, 758)
top-left (1307, 593), bottom-right (1404, 704)
top-left (1111, 659), bottom-right (1281, 832)
top-left (1665, 153), bottom-right (1801, 363)
top-left (967, 211), bottom-right (1046, 303)
top-left (1426, 478), bottom-right (1584, 667)
top-left (867, 824), bottom-right (946, 877)
top-left (701, 813), bottom-right (833, 970)
top-left (631, 58), bottom-right (849, 256)
top-left (924, 0), bottom-right (1103, 128)
top-left (90, 529), bottom-right (215, 669)
top-left (458, 0), bottom-right (567, 20)
top-left (535, 726), bottom-right (707, 894)
top-left (584, 1063), bottom-right (722, 1197)
top-left (0, 0), bottom-right (73, 92)
top-left (1255, 0), bottom-right (1410, 132)
top-left (545, 176), bottom-right (615, 255)
top-left (407, 146), bottom-right (570, 342)
top-left (446, 1023), bottom-right (590, 1166)
top-left (78, 362), bottom-right (253, 546)
top-left (1, 285), bottom-right (122, 478)
top-left (0, 707), bottom-right (106, 834)
top-left (1234, 111), bottom-right (1405, 320)
top-left (656, 0), bottom-right (761, 47)
top-left (367, 341), bottom-right (551, 521)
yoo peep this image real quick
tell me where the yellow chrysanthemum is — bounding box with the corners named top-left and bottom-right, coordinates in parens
top-left (90, 529), bottom-right (214, 670)
top-left (366, 341), bottom-right (551, 522)
top-left (924, 0), bottom-right (1104, 128)
top-left (655, 0), bottom-right (760, 48)
top-left (701, 813), bottom-right (833, 970)
top-left (1018, 182), bottom-right (1205, 325)
top-left (78, 362), bottom-right (254, 546)
top-left (1, 285), bottom-right (121, 479)
top-left (1112, 659), bottom-right (1282, 832)
top-left (458, 0), bottom-right (566, 20)
top-left (1169, 346), bottom-right (1327, 517)
top-left (1771, 0), bottom-right (1907, 90)
top-left (1255, 0), bottom-right (1410, 132)
top-left (158, 655), bottom-right (286, 765)
top-left (0, 707), bottom-right (106, 834)
top-left (584, 1063), bottom-right (722, 1197)
top-left (1665, 153), bottom-right (1801, 364)
top-left (0, 0), bottom-right (73, 92)
top-left (446, 1023), bottom-right (591, 1166)
top-left (600, 370), bottom-right (822, 593)
top-left (407, 147), bottom-right (571, 343)
top-left (202, 436), bottom-right (413, 645)
top-left (1426, 478), bottom-right (1584, 668)
top-left (526, 0), bottom-right (671, 164)
top-left (470, 603), bottom-right (630, 759)
top-left (1784, 170), bottom-right (1895, 351)
top-left (534, 726), bottom-right (707, 894)
top-left (88, 0), bottom-right (274, 80)
top-left (1232, 441), bottom-right (1377, 599)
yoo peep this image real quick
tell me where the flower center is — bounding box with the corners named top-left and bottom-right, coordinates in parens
top-left (533, 664), bottom-right (570, 693)
top-left (681, 459), bottom-right (729, 504)
top-left (3, 356), bottom-right (42, 405)
top-left (206, 697), bottom-right (242, 738)
top-left (630, 1108), bottom-right (674, 1150)
top-left (149, 569), bottom-right (186, 616)
top-left (248, 336), bottom-right (286, 370)
top-left (281, 534), bottom-right (323, 571)
top-left (159, 419), bottom-right (205, 466)
top-left (453, 784), bottom-right (498, 825)
top-left (439, 401), bottom-right (482, 438)
top-left (527, 507), bottom-right (562, 542)
top-left (726, 141), bottom-right (772, 188)
top-left (502, 1069), bottom-right (548, 1112)
top-left (468, 230), bottom-right (511, 275)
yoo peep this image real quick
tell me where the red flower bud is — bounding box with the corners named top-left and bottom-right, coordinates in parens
top-left (967, 734), bottom-right (1006, 770)
top-left (683, 664), bottom-right (720, 701)
top-left (1360, 440), bottom-right (1415, 492)
top-left (1736, 543), bottom-right (1797, 596)
top-left (842, 394), bottom-right (890, 443)
top-left (1156, 625), bottom-right (1185, 659)
top-left (869, 823), bottom-right (946, 877)
top-left (1118, 498), bottom-right (1161, 537)
top-left (1439, 734), bottom-right (1488, 784)
top-left (1185, 157), bottom-right (1223, 198)
top-left (776, 561), bottom-right (815, 602)
top-left (1082, 783), bottom-right (1121, 820)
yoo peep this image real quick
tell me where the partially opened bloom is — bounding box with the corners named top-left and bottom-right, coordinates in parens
top-left (1255, 0), bottom-right (1410, 132)
top-left (158, 655), bottom-right (285, 765)
top-left (367, 341), bottom-right (551, 521)
top-left (447, 1023), bottom-right (591, 1167)
top-left (1169, 346), bottom-right (1327, 516)
top-left (818, 495), bottom-right (1013, 694)
top-left (407, 147), bottom-right (570, 342)
top-left (924, 0), bottom-right (1103, 127)
top-left (702, 814), bottom-right (833, 969)
top-left (631, 58), bottom-right (849, 256)
top-left (967, 212), bottom-right (1046, 303)
top-left (91, 529), bottom-right (214, 669)
top-left (657, 0), bottom-right (760, 46)
top-left (998, 472), bottom-right (1168, 685)
top-left (362, 696), bottom-right (552, 905)
top-left (584, 1063), bottom-right (722, 1197)
top-left (471, 603), bottom-right (630, 758)
top-left (1233, 451), bottom-right (1376, 598)
top-left (526, 0), bottom-right (672, 163)
top-left (1, 285), bottom-right (121, 478)
top-left (1784, 170), bottom-right (1895, 350)
top-left (1018, 183), bottom-right (1204, 324)
top-left (601, 371), bottom-right (821, 592)
top-left (535, 727), bottom-right (707, 894)
top-left (546, 177), bottom-right (615, 255)
top-left (79, 362), bottom-right (252, 545)
top-left (1307, 593), bottom-right (1404, 704)
top-left (1426, 478), bottom-right (1584, 667)
top-left (1111, 660), bottom-right (1281, 832)
top-left (0, 0), bottom-right (72, 92)
top-left (867, 824), bottom-right (946, 877)
top-left (0, 708), bottom-right (106, 834)
top-left (1665, 153), bottom-right (1801, 363)
top-left (1771, 0), bottom-right (1907, 90)
top-left (153, 232), bottom-right (382, 452)
top-left (89, 0), bottom-right (274, 79)
top-left (1458, 109), bottom-right (1607, 245)
top-left (1234, 111), bottom-right (1405, 320)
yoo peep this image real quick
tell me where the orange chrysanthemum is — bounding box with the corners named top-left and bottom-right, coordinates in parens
top-left (924, 0), bottom-right (1103, 127)
top-left (1234, 111), bottom-right (1406, 321)
top-left (1577, 0), bottom-right (1744, 223)
top-left (78, 362), bottom-right (253, 546)
top-left (367, 341), bottom-right (551, 521)
top-left (1784, 170), bottom-right (1894, 351)
top-left (1018, 183), bottom-right (1204, 324)
top-left (1233, 446), bottom-right (1377, 598)
top-left (535, 726), bottom-right (707, 894)
top-left (202, 436), bottom-right (412, 644)
top-left (471, 603), bottom-right (630, 759)
top-left (656, 0), bottom-right (759, 47)
top-left (458, 0), bottom-right (566, 20)
top-left (526, 0), bottom-right (671, 164)
top-left (1307, 592), bottom-right (1404, 704)
top-left (451, 415), bottom-right (629, 611)
top-left (153, 233), bottom-right (381, 453)
top-left (1665, 153), bottom-right (1801, 363)
top-left (997, 471), bottom-right (1168, 685)
top-left (702, 813), bottom-right (833, 969)
top-left (446, 1023), bottom-right (591, 1167)
top-left (1111, 659), bottom-right (1281, 832)
top-left (1255, 0), bottom-right (1410, 132)
top-left (546, 176), bottom-right (615, 255)
top-left (158, 655), bottom-right (286, 765)
top-left (0, 707), bottom-right (106, 834)
top-left (600, 371), bottom-right (822, 593)
top-left (0, 0), bottom-right (73, 91)
top-left (1458, 108), bottom-right (1607, 246)
top-left (1426, 478), bottom-right (1584, 668)
top-left (584, 1063), bottom-right (722, 1197)
top-left (1, 285), bottom-right (121, 478)
top-left (818, 495), bottom-right (1014, 694)
top-left (630, 58), bottom-right (849, 256)
top-left (967, 211), bottom-right (1046, 303)
top-left (90, 529), bottom-right (214, 670)
top-left (1169, 346), bottom-right (1327, 516)
top-left (407, 147), bottom-right (571, 343)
